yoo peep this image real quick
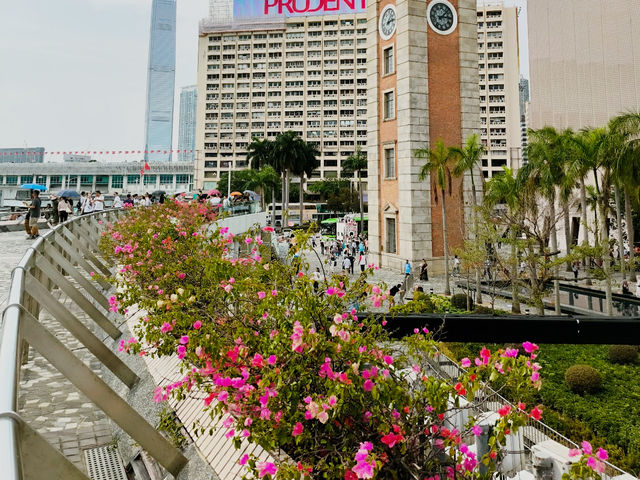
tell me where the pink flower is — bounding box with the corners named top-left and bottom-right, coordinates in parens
top-left (179, 335), bottom-right (189, 345)
top-left (472, 425), bottom-right (483, 436)
top-left (193, 320), bottom-right (202, 330)
top-left (262, 226), bottom-right (274, 232)
top-left (317, 411), bottom-right (329, 424)
top-left (256, 461), bottom-right (277, 477)
top-left (224, 284), bottom-right (233, 293)
top-left (581, 441), bottom-right (593, 455)
top-left (177, 272), bottom-right (186, 279)
top-left (326, 287), bottom-right (336, 296)
top-left (267, 355), bottom-right (277, 365)
top-left (363, 379), bottom-right (374, 391)
top-left (529, 405), bottom-right (543, 421)
top-left (522, 341), bottom-right (539, 354)
top-left (239, 454), bottom-right (249, 465)
top-left (160, 322), bottom-right (172, 333)
top-left (383, 355), bottom-right (394, 365)
top-left (568, 448), bottom-right (582, 458)
top-left (257, 291), bottom-right (266, 299)
top-left (177, 345), bottom-right (186, 359)
top-left (461, 358), bottom-right (471, 368)
top-left (292, 422), bottom-right (304, 437)
top-left (586, 457), bottom-right (597, 470)
top-left (497, 405), bottom-right (511, 417)
top-left (596, 448), bottom-right (608, 461)
top-left (380, 432), bottom-right (404, 448)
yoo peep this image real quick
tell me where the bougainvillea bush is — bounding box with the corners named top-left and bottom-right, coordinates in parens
top-left (100, 201), bottom-right (606, 480)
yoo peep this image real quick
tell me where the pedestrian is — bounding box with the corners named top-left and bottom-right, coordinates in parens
top-left (359, 253), bottom-right (366, 272)
top-left (124, 194), bottom-right (134, 206)
top-left (388, 284), bottom-right (402, 308)
top-left (84, 193), bottom-right (94, 215)
top-left (93, 191), bottom-right (105, 212)
top-left (144, 193), bottom-right (151, 207)
top-left (419, 259), bottom-right (429, 281)
top-left (311, 267), bottom-right (322, 293)
top-left (453, 255), bottom-right (461, 275)
top-left (572, 262), bottom-right (579, 282)
top-left (113, 192), bottom-right (123, 209)
top-left (320, 239), bottom-right (325, 256)
top-left (622, 280), bottom-right (630, 295)
top-left (58, 197), bottom-right (71, 223)
top-left (404, 259), bottom-right (412, 278)
top-left (27, 190), bottom-right (42, 239)
top-left (484, 259), bottom-right (492, 280)
top-left (50, 195), bottom-right (59, 225)
top-left (342, 254), bottom-right (351, 274)
top-left (80, 191), bottom-right (88, 214)
top-left (348, 252), bottom-right (355, 274)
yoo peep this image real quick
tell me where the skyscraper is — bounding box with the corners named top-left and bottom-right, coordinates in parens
top-left (178, 86), bottom-right (197, 163)
top-left (144, 0), bottom-right (177, 162)
top-left (528, 0), bottom-right (640, 130)
top-left (477, 1), bottom-right (521, 178)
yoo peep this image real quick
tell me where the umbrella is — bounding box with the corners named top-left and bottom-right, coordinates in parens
top-left (56, 189), bottom-right (81, 199)
top-left (230, 191), bottom-right (243, 197)
top-left (243, 190), bottom-right (260, 201)
top-left (151, 190), bottom-right (166, 196)
top-left (207, 189), bottom-right (221, 196)
top-left (20, 183), bottom-right (47, 191)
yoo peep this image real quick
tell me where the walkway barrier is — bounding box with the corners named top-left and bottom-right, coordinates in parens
top-left (0, 210), bottom-right (188, 480)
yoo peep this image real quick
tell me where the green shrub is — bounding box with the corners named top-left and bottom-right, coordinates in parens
top-left (451, 293), bottom-right (473, 311)
top-left (391, 291), bottom-right (435, 314)
top-left (474, 305), bottom-right (493, 314)
top-left (608, 345), bottom-right (638, 364)
top-left (564, 365), bottom-right (602, 394)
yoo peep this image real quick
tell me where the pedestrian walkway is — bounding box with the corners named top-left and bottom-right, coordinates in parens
top-left (0, 230), bottom-right (40, 310)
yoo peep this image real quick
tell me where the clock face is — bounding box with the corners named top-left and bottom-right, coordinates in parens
top-left (379, 5), bottom-right (397, 40)
top-left (427, 0), bottom-right (458, 35)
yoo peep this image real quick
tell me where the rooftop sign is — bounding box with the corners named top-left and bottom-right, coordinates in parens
top-left (233, 0), bottom-right (365, 19)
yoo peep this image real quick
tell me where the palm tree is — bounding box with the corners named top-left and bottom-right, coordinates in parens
top-left (415, 139), bottom-right (458, 296)
top-left (247, 137), bottom-right (274, 171)
top-left (484, 167), bottom-right (521, 313)
top-left (292, 141), bottom-right (320, 226)
top-left (524, 127), bottom-right (566, 314)
top-left (244, 166), bottom-right (280, 222)
top-left (273, 131), bottom-right (308, 226)
top-left (342, 148), bottom-right (368, 234)
top-left (452, 134), bottom-right (486, 304)
top-left (609, 112), bottom-right (640, 282)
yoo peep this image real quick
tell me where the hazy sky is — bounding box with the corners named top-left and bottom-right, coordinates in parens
top-left (0, 0), bottom-right (528, 159)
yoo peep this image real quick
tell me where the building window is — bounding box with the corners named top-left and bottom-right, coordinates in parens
top-left (111, 175), bottom-right (123, 189)
top-left (6, 175), bottom-right (18, 186)
top-left (50, 175), bottom-right (63, 187)
top-left (80, 175), bottom-right (93, 186)
top-left (176, 174), bottom-right (190, 184)
top-left (383, 46), bottom-right (394, 75)
top-left (143, 174), bottom-right (157, 186)
top-left (127, 175), bottom-right (141, 185)
top-left (384, 146), bottom-right (396, 179)
top-left (386, 217), bottom-right (397, 254)
top-left (95, 175), bottom-right (109, 187)
top-left (36, 175), bottom-right (46, 185)
top-left (160, 174), bottom-right (173, 185)
top-left (383, 90), bottom-right (395, 120)
top-left (21, 175), bottom-right (33, 184)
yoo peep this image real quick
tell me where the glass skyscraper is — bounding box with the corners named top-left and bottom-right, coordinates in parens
top-left (144, 0), bottom-right (177, 162)
top-left (178, 85), bottom-right (197, 163)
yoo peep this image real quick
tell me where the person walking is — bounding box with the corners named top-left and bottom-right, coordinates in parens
top-left (419, 259), bottom-right (429, 281)
top-left (79, 191), bottom-right (88, 214)
top-left (93, 191), bottom-right (105, 212)
top-left (27, 190), bottom-right (42, 239)
top-left (359, 253), bottom-right (366, 272)
top-left (57, 197), bottom-right (71, 223)
top-left (113, 192), bottom-right (123, 209)
top-left (452, 255), bottom-right (461, 276)
top-left (342, 254), bottom-right (351, 274)
top-left (572, 262), bottom-right (579, 282)
top-left (404, 259), bottom-right (412, 278)
top-left (50, 195), bottom-right (60, 225)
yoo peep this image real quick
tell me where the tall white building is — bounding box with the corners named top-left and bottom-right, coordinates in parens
top-left (477, 1), bottom-right (522, 177)
top-left (178, 85), bottom-right (198, 163)
top-left (195, 6), bottom-right (368, 190)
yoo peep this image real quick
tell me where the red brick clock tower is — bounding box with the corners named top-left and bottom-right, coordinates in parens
top-left (366, 0), bottom-right (480, 272)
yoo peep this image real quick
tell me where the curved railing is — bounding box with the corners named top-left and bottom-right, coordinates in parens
top-left (0, 210), bottom-right (187, 479)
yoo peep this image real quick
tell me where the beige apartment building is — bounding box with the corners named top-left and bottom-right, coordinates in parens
top-left (477, 1), bottom-right (522, 177)
top-left (194, 13), bottom-right (369, 190)
top-left (528, 0), bottom-right (640, 130)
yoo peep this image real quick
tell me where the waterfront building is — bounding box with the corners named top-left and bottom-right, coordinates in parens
top-left (0, 161), bottom-right (193, 208)
top-left (144, 0), bottom-right (177, 163)
top-left (477, 1), bottom-right (521, 178)
top-left (0, 147), bottom-right (45, 164)
top-left (63, 154), bottom-right (93, 163)
top-left (366, 0), bottom-right (480, 271)
top-left (194, 1), bottom-right (368, 189)
top-left (528, 0), bottom-right (640, 130)
top-left (178, 86), bottom-right (198, 163)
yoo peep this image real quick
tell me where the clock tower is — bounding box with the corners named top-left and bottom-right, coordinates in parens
top-left (366, 0), bottom-right (480, 272)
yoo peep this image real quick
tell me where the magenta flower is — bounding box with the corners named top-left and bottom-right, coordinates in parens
top-left (472, 425), bottom-right (483, 436)
top-left (522, 341), bottom-right (539, 354)
top-left (596, 448), bottom-right (608, 461)
top-left (239, 454), bottom-right (249, 466)
top-left (257, 291), bottom-right (266, 299)
top-left (193, 320), bottom-right (202, 330)
top-left (581, 441), bottom-right (593, 455)
top-left (363, 379), bottom-right (374, 391)
top-left (292, 422), bottom-right (304, 437)
top-left (383, 355), bottom-right (394, 365)
top-left (179, 335), bottom-right (189, 345)
top-left (160, 322), bottom-right (172, 333)
top-left (256, 461), bottom-right (277, 477)
top-left (568, 448), bottom-right (582, 458)
top-left (267, 355), bottom-right (277, 365)
top-left (461, 358), bottom-right (471, 368)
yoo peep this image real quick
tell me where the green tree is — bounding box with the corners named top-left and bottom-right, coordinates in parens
top-left (291, 139), bottom-right (319, 225)
top-left (342, 148), bottom-right (368, 233)
top-left (244, 166), bottom-right (281, 220)
top-left (452, 134), bottom-right (486, 304)
top-left (415, 139), bottom-right (458, 296)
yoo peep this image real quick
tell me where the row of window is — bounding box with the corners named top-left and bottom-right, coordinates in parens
top-left (0, 174), bottom-right (192, 187)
